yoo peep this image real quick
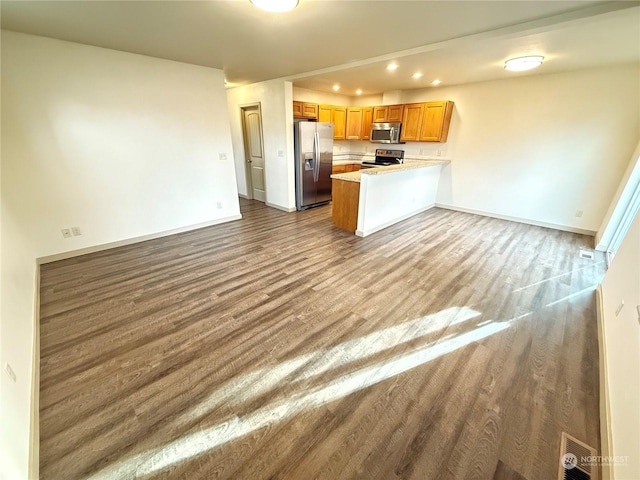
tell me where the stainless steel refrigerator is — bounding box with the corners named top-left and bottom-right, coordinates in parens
top-left (294, 120), bottom-right (333, 210)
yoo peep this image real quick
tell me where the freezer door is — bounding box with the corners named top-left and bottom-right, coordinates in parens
top-left (315, 122), bottom-right (334, 204)
top-left (296, 121), bottom-right (317, 209)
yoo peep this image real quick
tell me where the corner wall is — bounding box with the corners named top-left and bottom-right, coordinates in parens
top-left (599, 212), bottom-right (640, 479)
top-left (401, 65), bottom-right (640, 233)
top-left (1, 30), bottom-right (240, 479)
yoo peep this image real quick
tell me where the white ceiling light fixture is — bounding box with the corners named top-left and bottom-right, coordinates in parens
top-left (250, 0), bottom-right (299, 13)
top-left (412, 72), bottom-right (423, 79)
top-left (431, 79), bottom-right (441, 85)
top-left (386, 63), bottom-right (399, 71)
top-left (355, 89), bottom-right (363, 95)
top-left (504, 55), bottom-right (544, 72)
top-left (332, 84), bottom-right (340, 91)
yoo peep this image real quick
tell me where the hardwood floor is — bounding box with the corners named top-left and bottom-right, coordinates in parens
top-left (39, 199), bottom-right (604, 480)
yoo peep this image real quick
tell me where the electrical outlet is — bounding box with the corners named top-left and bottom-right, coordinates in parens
top-left (278, 150), bottom-right (284, 158)
top-left (216, 202), bottom-right (223, 209)
top-left (575, 210), bottom-right (584, 218)
top-left (61, 228), bottom-right (72, 238)
top-left (71, 226), bottom-right (82, 236)
top-left (5, 363), bottom-right (16, 382)
top-left (437, 150), bottom-right (443, 157)
top-left (219, 152), bottom-right (227, 161)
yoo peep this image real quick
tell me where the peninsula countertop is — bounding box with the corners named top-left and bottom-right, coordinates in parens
top-left (330, 159), bottom-right (450, 183)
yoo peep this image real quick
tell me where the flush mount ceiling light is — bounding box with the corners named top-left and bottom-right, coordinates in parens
top-left (504, 55), bottom-right (544, 72)
top-left (431, 79), bottom-right (441, 85)
top-left (250, 0), bottom-right (299, 12)
top-left (412, 73), bottom-right (424, 79)
top-left (355, 89), bottom-right (363, 95)
top-left (332, 85), bottom-right (340, 91)
top-left (387, 63), bottom-right (399, 71)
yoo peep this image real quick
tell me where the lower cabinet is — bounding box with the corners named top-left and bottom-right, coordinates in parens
top-left (332, 164), bottom-right (361, 174)
top-left (332, 179), bottom-right (360, 233)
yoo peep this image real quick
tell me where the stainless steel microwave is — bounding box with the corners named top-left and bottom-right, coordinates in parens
top-left (370, 122), bottom-right (403, 143)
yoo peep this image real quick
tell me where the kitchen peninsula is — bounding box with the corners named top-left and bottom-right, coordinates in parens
top-left (331, 160), bottom-right (448, 237)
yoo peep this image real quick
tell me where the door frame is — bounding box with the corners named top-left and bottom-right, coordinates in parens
top-left (239, 102), bottom-right (265, 201)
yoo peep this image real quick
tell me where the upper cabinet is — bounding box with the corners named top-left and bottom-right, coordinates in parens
top-left (294, 100), bottom-right (454, 143)
top-left (319, 104), bottom-right (347, 140)
top-left (387, 104), bottom-right (404, 123)
top-left (293, 101), bottom-right (318, 120)
top-left (372, 104), bottom-right (403, 123)
top-left (420, 101), bottom-right (454, 142)
top-left (400, 103), bottom-right (425, 142)
top-left (346, 107), bottom-right (363, 140)
top-left (373, 106), bottom-right (388, 123)
top-left (361, 106), bottom-right (373, 141)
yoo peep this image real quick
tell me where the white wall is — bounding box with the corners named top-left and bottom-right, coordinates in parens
top-left (227, 80), bottom-right (296, 211)
top-left (600, 212), bottom-right (640, 480)
top-left (1, 30), bottom-right (240, 479)
top-left (401, 65), bottom-right (640, 234)
top-left (357, 165), bottom-right (441, 237)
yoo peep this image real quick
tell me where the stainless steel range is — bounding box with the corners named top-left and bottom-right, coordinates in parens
top-left (361, 149), bottom-right (405, 168)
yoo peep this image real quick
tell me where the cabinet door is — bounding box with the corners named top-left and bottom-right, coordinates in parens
top-left (400, 103), bottom-right (425, 142)
top-left (372, 106), bottom-right (388, 122)
top-left (419, 101), bottom-right (454, 142)
top-left (361, 106), bottom-right (373, 140)
top-left (318, 104), bottom-right (333, 123)
top-left (352, 164), bottom-right (361, 171)
top-left (387, 104), bottom-right (404, 122)
top-left (333, 106), bottom-right (347, 140)
top-left (293, 101), bottom-right (304, 118)
top-left (332, 164), bottom-right (347, 174)
top-left (302, 103), bottom-right (318, 119)
top-left (346, 107), bottom-right (363, 140)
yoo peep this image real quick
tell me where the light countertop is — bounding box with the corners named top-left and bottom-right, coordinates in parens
top-left (331, 160), bottom-right (448, 183)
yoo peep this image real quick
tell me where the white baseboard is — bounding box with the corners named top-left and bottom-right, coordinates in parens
top-left (266, 202), bottom-right (296, 213)
top-left (596, 285), bottom-right (614, 480)
top-left (37, 214), bottom-right (242, 265)
top-left (356, 204), bottom-right (435, 237)
top-left (238, 193), bottom-right (250, 200)
top-left (435, 203), bottom-right (596, 236)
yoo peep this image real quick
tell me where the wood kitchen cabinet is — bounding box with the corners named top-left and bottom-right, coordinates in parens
top-left (387, 104), bottom-right (404, 122)
top-left (361, 106), bottom-right (373, 140)
top-left (419, 101), bottom-right (454, 142)
top-left (373, 106), bottom-right (388, 122)
top-left (346, 107), bottom-right (363, 140)
top-left (319, 104), bottom-right (347, 140)
top-left (332, 163), bottom-right (361, 174)
top-left (400, 103), bottom-right (426, 142)
top-left (372, 104), bottom-right (403, 123)
top-left (332, 178), bottom-right (360, 233)
top-left (293, 101), bottom-right (318, 120)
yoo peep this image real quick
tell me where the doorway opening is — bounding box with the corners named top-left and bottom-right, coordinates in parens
top-left (240, 103), bottom-right (266, 203)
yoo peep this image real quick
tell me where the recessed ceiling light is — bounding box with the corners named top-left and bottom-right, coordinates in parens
top-left (387, 63), bottom-right (399, 71)
top-left (249, 0), bottom-right (299, 13)
top-left (332, 85), bottom-right (340, 91)
top-left (431, 79), bottom-right (441, 86)
top-left (412, 73), bottom-right (424, 79)
top-left (504, 56), bottom-right (544, 72)
top-left (355, 89), bottom-right (363, 95)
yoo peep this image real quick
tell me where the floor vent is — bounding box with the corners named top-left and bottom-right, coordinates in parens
top-left (558, 432), bottom-right (597, 480)
top-left (579, 249), bottom-right (595, 260)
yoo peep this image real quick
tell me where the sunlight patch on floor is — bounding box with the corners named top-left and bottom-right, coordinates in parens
top-left (88, 308), bottom-right (514, 479)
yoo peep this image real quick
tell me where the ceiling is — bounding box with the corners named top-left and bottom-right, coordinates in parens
top-left (2, 1), bottom-right (639, 95)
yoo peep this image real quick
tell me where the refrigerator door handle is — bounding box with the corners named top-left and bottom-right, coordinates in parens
top-left (313, 132), bottom-right (320, 182)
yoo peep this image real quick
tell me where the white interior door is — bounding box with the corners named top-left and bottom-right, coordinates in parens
top-left (243, 107), bottom-right (266, 202)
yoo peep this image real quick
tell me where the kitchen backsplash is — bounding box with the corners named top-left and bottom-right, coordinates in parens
top-left (333, 140), bottom-right (450, 161)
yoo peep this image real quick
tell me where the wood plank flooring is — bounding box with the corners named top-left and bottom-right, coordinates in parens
top-left (39, 199), bottom-right (605, 480)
